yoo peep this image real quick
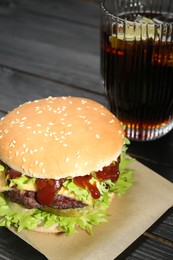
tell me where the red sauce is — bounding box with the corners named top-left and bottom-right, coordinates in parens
top-left (7, 169), bottom-right (21, 179)
top-left (36, 178), bottom-right (65, 206)
top-left (4, 160), bottom-right (120, 205)
top-left (96, 163), bottom-right (119, 182)
top-left (73, 175), bottom-right (100, 199)
top-left (73, 162), bottom-right (120, 199)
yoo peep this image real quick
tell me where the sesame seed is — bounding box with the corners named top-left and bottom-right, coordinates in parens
top-left (39, 162), bottom-right (44, 167)
top-left (81, 100), bottom-right (87, 104)
top-left (77, 107), bottom-right (82, 111)
top-left (79, 115), bottom-right (86, 119)
top-left (9, 142), bottom-right (15, 148)
top-left (34, 160), bottom-right (39, 165)
top-left (4, 129), bottom-right (9, 133)
top-left (22, 157), bottom-right (26, 162)
top-left (67, 124), bottom-right (72, 127)
top-left (63, 143), bottom-right (68, 147)
top-left (27, 126), bottom-right (31, 129)
top-left (0, 135), bottom-right (3, 139)
top-left (75, 162), bottom-right (78, 168)
top-left (65, 132), bottom-right (72, 136)
top-left (42, 168), bottom-right (46, 174)
top-left (36, 124), bottom-right (42, 127)
top-left (93, 107), bottom-right (98, 111)
top-left (21, 117), bottom-right (26, 120)
top-left (23, 144), bottom-right (26, 148)
top-left (65, 157), bottom-right (70, 163)
top-left (84, 162), bottom-right (88, 166)
top-left (35, 106), bottom-right (40, 111)
top-left (100, 112), bottom-right (105, 116)
top-left (109, 119), bottom-right (115, 124)
top-left (48, 122), bottom-right (54, 126)
top-left (37, 110), bottom-right (43, 114)
top-left (118, 130), bottom-right (122, 134)
top-left (96, 134), bottom-right (100, 139)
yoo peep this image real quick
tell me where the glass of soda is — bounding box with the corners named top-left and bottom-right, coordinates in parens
top-left (100, 0), bottom-right (173, 141)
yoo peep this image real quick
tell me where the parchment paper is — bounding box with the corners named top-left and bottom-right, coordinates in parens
top-left (12, 160), bottom-right (173, 260)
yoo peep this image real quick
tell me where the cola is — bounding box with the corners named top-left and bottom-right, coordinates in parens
top-left (101, 12), bottom-right (173, 140)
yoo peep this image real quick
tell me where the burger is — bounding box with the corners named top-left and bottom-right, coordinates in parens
top-left (0, 96), bottom-right (133, 235)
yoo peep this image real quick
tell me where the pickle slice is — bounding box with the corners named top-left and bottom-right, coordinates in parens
top-left (43, 205), bottom-right (95, 217)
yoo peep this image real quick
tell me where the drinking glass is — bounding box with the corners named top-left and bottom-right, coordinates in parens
top-left (100, 0), bottom-right (173, 141)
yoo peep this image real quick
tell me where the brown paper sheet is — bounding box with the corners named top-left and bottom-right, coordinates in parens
top-left (12, 160), bottom-right (173, 260)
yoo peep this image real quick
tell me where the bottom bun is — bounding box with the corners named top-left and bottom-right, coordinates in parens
top-left (32, 224), bottom-right (62, 234)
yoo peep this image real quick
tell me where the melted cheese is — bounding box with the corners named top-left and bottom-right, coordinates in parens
top-left (0, 171), bottom-right (36, 192)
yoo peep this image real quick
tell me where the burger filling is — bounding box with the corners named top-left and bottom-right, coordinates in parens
top-left (0, 160), bottom-right (120, 210)
top-left (0, 139), bottom-right (133, 235)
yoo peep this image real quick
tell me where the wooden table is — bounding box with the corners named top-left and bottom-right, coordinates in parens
top-left (0, 0), bottom-right (172, 259)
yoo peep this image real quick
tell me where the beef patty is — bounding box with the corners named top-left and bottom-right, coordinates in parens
top-left (3, 189), bottom-right (87, 209)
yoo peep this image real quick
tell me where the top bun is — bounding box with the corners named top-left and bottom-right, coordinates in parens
top-left (0, 97), bottom-right (124, 179)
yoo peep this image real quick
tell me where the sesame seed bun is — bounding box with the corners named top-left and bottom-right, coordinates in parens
top-left (0, 96), bottom-right (124, 179)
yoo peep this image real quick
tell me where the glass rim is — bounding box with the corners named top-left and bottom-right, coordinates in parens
top-left (100, 0), bottom-right (173, 25)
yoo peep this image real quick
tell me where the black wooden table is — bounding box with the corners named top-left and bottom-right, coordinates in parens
top-left (0, 0), bottom-right (172, 259)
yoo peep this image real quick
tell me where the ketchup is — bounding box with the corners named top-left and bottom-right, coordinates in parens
top-left (96, 163), bottom-right (119, 182)
top-left (36, 178), bottom-right (65, 206)
top-left (73, 162), bottom-right (120, 199)
top-left (7, 169), bottom-right (21, 179)
top-left (73, 175), bottom-right (100, 199)
top-left (4, 160), bottom-right (120, 205)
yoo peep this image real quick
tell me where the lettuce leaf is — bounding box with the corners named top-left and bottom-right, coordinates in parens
top-left (0, 194), bottom-right (110, 235)
top-left (8, 175), bottom-right (36, 190)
